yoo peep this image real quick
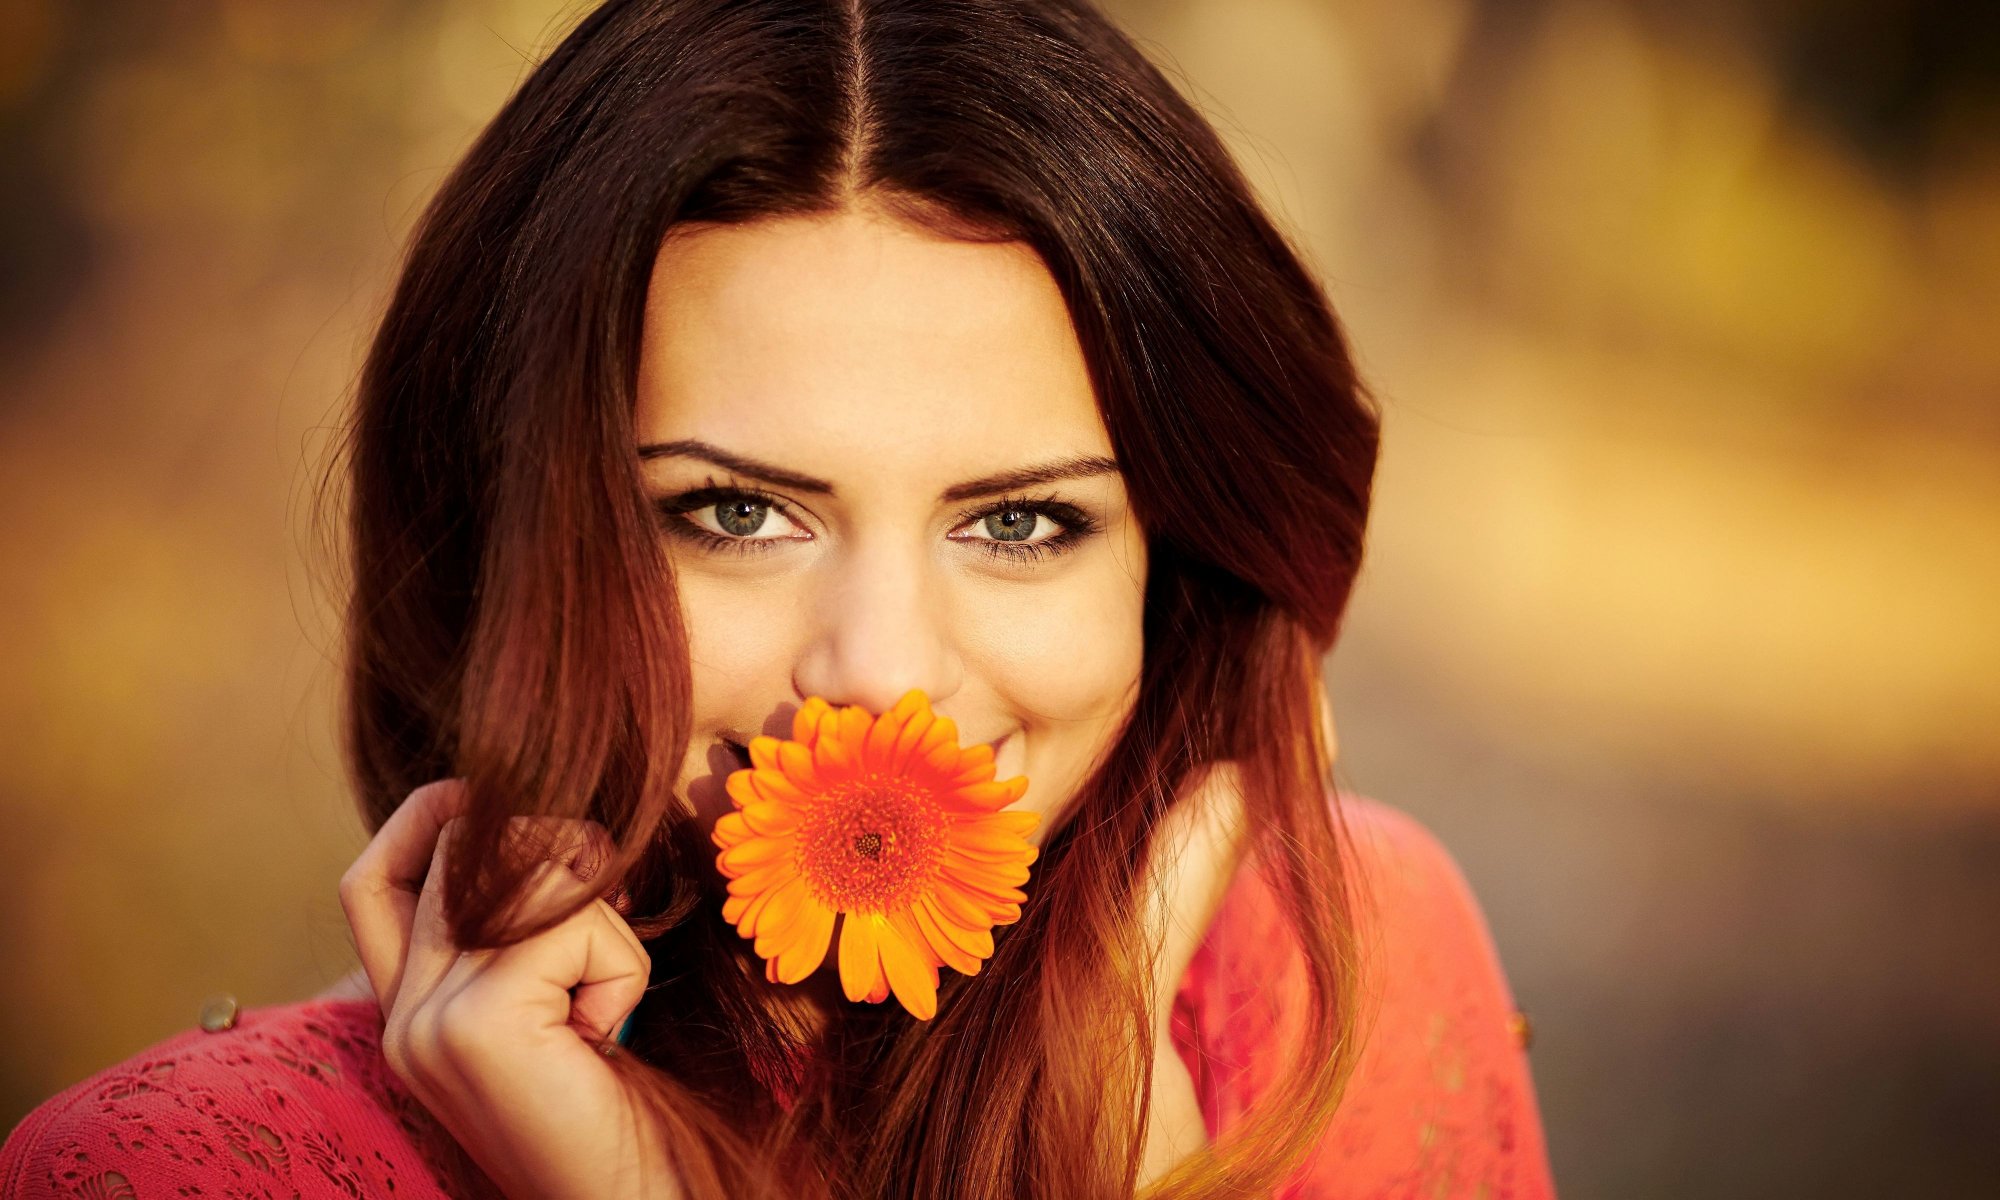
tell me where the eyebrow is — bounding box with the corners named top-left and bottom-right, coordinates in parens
top-left (636, 438), bottom-right (1121, 503)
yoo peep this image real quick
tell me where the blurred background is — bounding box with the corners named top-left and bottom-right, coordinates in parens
top-left (1, 0), bottom-right (1995, 1194)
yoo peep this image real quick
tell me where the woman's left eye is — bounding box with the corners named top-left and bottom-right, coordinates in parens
top-left (957, 506), bottom-right (1058, 545)
top-left (948, 499), bottom-right (1100, 562)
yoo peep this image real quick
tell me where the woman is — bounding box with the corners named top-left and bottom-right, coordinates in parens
top-left (0, 1), bottom-right (1553, 1197)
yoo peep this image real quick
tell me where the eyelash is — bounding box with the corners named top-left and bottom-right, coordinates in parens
top-left (652, 483), bottom-right (1103, 563)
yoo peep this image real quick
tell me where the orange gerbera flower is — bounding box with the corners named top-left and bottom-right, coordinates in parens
top-left (710, 689), bottom-right (1039, 1020)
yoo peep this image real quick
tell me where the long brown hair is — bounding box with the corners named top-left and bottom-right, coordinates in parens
top-left (338, 0), bottom-right (1380, 1195)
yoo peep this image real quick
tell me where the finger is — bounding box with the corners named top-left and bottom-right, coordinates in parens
top-left (396, 814), bottom-right (474, 1019)
top-left (447, 863), bottom-right (651, 1045)
top-left (339, 779), bottom-right (470, 1016)
top-left (603, 896), bottom-right (650, 975)
top-left (517, 857), bottom-right (653, 998)
top-left (513, 859), bottom-right (650, 1036)
top-left (523, 899), bottom-right (652, 1043)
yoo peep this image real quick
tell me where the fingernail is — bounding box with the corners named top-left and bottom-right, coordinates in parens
top-left (614, 1012), bottom-right (635, 1046)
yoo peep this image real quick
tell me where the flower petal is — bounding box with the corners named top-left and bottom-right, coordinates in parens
top-left (740, 883), bottom-right (781, 937)
top-left (725, 857), bottom-right (794, 896)
top-left (774, 896), bottom-right (836, 984)
top-left (838, 912), bottom-right (887, 1003)
top-left (718, 835), bottom-right (792, 874)
top-left (838, 705), bottom-right (872, 754)
top-left (791, 697), bottom-right (832, 746)
top-left (955, 809), bottom-right (1040, 838)
top-left (862, 702), bottom-right (913, 772)
top-left (711, 811), bottom-right (753, 849)
top-left (918, 893), bottom-right (995, 959)
top-left (777, 741), bottom-right (820, 791)
top-left (740, 801), bottom-right (801, 838)
top-left (749, 770), bottom-right (809, 807)
top-left (910, 897), bottom-right (982, 976)
top-left (948, 830), bottom-right (1039, 865)
top-left (948, 823), bottom-right (1038, 859)
top-left (930, 881), bottom-right (998, 930)
top-left (751, 876), bottom-right (810, 955)
top-left (940, 862), bottom-right (1028, 905)
top-left (913, 715), bottom-right (958, 768)
top-left (887, 908), bottom-right (943, 969)
top-left (903, 734), bottom-right (965, 788)
top-left (887, 703), bottom-right (935, 773)
top-left (725, 772), bottom-right (762, 810)
top-left (944, 778), bottom-right (1028, 813)
top-left (748, 735), bottom-right (783, 772)
top-left (946, 742), bottom-right (996, 786)
top-left (941, 892), bottom-right (1023, 926)
top-left (942, 850), bottom-right (1031, 889)
top-left (878, 914), bottom-right (939, 1020)
top-left (813, 708), bottom-right (856, 774)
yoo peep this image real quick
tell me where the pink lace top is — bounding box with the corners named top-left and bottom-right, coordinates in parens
top-left (1, 795), bottom-right (1556, 1197)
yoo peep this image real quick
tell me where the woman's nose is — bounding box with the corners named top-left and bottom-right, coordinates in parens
top-left (791, 538), bottom-right (962, 715)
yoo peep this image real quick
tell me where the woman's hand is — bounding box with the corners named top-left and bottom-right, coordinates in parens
top-left (338, 778), bottom-right (682, 1200)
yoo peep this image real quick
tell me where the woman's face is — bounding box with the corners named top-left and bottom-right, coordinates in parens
top-left (634, 205), bottom-right (1148, 848)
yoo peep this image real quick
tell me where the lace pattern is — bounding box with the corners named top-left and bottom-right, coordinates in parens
top-left (1, 999), bottom-right (459, 1199)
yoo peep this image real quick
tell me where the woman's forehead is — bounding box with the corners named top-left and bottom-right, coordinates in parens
top-left (634, 207), bottom-right (1113, 479)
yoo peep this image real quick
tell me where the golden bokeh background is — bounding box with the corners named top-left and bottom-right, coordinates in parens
top-left (2, 1), bottom-right (1995, 1193)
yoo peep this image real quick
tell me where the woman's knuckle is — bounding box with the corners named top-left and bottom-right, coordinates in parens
top-left (336, 859), bottom-right (370, 894)
top-left (380, 1017), bottom-right (417, 1078)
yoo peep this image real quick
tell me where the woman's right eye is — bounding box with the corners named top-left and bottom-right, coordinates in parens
top-left (656, 488), bottom-right (811, 553)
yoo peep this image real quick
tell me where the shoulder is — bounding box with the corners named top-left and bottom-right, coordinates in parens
top-left (1332, 793), bottom-right (1526, 1064)
top-left (1338, 793), bottom-right (1512, 976)
top-left (1191, 792), bottom-right (1519, 1010)
top-left (1298, 793), bottom-right (1557, 1197)
top-left (0, 997), bottom-right (459, 1199)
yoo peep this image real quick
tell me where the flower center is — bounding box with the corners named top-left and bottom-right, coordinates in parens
top-left (795, 777), bottom-right (947, 913)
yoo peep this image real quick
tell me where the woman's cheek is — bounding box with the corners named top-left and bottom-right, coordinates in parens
top-left (961, 557), bottom-right (1145, 724)
top-left (963, 560), bottom-right (1142, 840)
top-left (677, 569), bottom-right (800, 716)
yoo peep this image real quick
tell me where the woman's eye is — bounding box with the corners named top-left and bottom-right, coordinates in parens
top-left (659, 489), bottom-right (809, 548)
top-left (972, 507), bottom-right (1055, 544)
top-left (950, 499), bottom-right (1099, 562)
top-left (710, 497), bottom-right (774, 537)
